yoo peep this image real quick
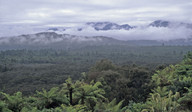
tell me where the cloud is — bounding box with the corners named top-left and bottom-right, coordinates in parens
top-left (62, 26), bottom-right (192, 41)
top-left (0, 0), bottom-right (192, 39)
top-left (1, 0), bottom-right (192, 25)
top-left (0, 23), bottom-right (192, 42)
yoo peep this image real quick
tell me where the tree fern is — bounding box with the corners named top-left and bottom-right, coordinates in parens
top-left (0, 92), bottom-right (24, 112)
top-left (35, 87), bottom-right (68, 109)
top-left (178, 87), bottom-right (192, 111)
top-left (143, 87), bottom-right (180, 112)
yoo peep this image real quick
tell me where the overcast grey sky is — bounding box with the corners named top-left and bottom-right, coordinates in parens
top-left (0, 0), bottom-right (192, 39)
top-left (0, 0), bottom-right (192, 26)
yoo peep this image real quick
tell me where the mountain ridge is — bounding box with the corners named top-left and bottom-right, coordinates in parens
top-left (0, 32), bottom-right (192, 50)
top-left (46, 20), bottom-right (192, 32)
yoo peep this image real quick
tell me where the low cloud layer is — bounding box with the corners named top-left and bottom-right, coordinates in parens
top-left (63, 26), bottom-right (192, 41)
top-left (1, 24), bottom-right (191, 41)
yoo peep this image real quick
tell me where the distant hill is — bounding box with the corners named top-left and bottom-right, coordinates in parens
top-left (0, 32), bottom-right (192, 50)
top-left (46, 20), bottom-right (192, 32)
top-left (149, 20), bottom-right (192, 29)
top-left (85, 22), bottom-right (134, 30)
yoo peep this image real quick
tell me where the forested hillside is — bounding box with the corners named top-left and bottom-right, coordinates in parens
top-left (0, 52), bottom-right (192, 112)
top-left (0, 46), bottom-right (192, 95)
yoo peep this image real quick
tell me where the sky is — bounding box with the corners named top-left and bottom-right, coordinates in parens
top-left (0, 0), bottom-right (192, 39)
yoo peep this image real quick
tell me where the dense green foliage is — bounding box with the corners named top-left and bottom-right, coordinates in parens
top-left (85, 59), bottom-right (153, 105)
top-left (0, 46), bottom-right (191, 95)
top-left (0, 46), bottom-right (192, 111)
top-left (0, 51), bottom-right (192, 111)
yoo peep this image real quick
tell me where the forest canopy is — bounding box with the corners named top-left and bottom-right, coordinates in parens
top-left (1, 51), bottom-right (192, 112)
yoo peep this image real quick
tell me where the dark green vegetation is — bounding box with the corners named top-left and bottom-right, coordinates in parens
top-left (0, 52), bottom-right (192, 111)
top-left (0, 46), bottom-right (191, 95)
top-left (0, 45), bottom-right (192, 111)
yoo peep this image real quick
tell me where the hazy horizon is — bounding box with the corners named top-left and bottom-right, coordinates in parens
top-left (0, 0), bottom-right (192, 40)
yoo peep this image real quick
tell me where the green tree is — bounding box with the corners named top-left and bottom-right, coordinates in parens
top-left (94, 98), bottom-right (128, 112)
top-left (62, 77), bottom-right (76, 105)
top-left (178, 87), bottom-right (192, 111)
top-left (35, 87), bottom-right (68, 109)
top-left (0, 100), bottom-right (12, 112)
top-left (143, 87), bottom-right (180, 112)
top-left (75, 81), bottom-right (106, 111)
top-left (0, 92), bottom-right (24, 112)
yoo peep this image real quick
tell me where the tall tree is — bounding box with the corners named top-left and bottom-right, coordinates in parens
top-left (75, 81), bottom-right (106, 110)
top-left (62, 77), bottom-right (76, 105)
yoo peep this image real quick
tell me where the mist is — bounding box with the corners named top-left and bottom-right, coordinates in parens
top-left (0, 24), bottom-right (192, 43)
top-left (58, 26), bottom-right (192, 41)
